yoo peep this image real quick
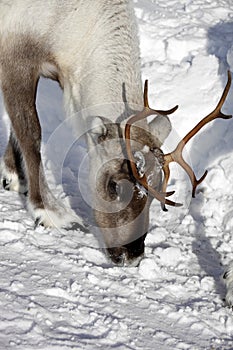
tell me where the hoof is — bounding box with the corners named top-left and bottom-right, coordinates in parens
top-left (30, 204), bottom-right (87, 231)
top-left (2, 178), bottom-right (10, 191)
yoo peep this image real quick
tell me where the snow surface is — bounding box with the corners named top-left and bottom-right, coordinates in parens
top-left (1, 0), bottom-right (233, 349)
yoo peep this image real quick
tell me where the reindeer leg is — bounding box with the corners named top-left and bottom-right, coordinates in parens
top-left (1, 53), bottom-right (84, 229)
top-left (1, 63), bottom-right (51, 225)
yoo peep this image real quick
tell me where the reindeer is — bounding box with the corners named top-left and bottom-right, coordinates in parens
top-left (0, 1), bottom-right (232, 267)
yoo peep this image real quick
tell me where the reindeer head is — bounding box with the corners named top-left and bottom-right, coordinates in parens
top-left (87, 72), bottom-right (232, 265)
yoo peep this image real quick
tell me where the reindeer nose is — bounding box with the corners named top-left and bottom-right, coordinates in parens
top-left (107, 247), bottom-right (127, 265)
top-left (124, 234), bottom-right (146, 261)
top-left (107, 236), bottom-right (146, 266)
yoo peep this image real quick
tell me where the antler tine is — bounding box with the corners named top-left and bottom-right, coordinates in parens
top-left (125, 80), bottom-right (181, 207)
top-left (163, 70), bottom-right (232, 207)
top-left (127, 80), bottom-right (179, 126)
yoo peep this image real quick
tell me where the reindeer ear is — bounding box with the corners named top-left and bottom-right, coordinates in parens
top-left (88, 116), bottom-right (108, 136)
top-left (86, 116), bottom-right (111, 146)
top-left (148, 115), bottom-right (172, 145)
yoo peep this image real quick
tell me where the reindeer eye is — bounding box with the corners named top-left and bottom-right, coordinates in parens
top-left (108, 180), bottom-right (118, 197)
top-left (108, 180), bottom-right (123, 199)
top-left (108, 178), bottom-right (134, 202)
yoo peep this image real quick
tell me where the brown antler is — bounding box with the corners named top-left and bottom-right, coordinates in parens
top-left (162, 70), bottom-right (232, 210)
top-left (125, 80), bottom-right (181, 207)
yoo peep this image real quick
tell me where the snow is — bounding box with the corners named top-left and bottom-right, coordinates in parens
top-left (1, 0), bottom-right (233, 349)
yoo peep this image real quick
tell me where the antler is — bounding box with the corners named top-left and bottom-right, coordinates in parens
top-left (162, 70), bottom-right (232, 210)
top-left (125, 72), bottom-right (232, 210)
top-left (125, 80), bottom-right (181, 207)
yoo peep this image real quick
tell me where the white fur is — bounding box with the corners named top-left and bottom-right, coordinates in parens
top-left (0, 0), bottom-right (143, 117)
